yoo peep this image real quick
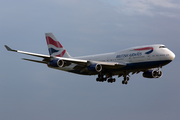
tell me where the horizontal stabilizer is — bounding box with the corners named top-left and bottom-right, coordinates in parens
top-left (22, 58), bottom-right (47, 64)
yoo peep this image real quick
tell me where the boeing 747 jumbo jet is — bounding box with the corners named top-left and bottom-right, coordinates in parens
top-left (5, 33), bottom-right (175, 84)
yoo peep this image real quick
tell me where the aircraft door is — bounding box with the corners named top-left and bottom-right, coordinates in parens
top-left (129, 56), bottom-right (132, 62)
top-left (147, 54), bottom-right (151, 60)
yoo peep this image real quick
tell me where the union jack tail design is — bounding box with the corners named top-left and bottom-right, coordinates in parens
top-left (45, 33), bottom-right (71, 58)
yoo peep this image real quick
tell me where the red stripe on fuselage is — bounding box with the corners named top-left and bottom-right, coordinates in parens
top-left (134, 47), bottom-right (153, 51)
top-left (56, 50), bottom-right (66, 57)
top-left (46, 36), bottom-right (63, 48)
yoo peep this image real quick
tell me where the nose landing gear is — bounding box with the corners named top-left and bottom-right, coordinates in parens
top-left (122, 77), bottom-right (129, 84)
top-left (122, 72), bottom-right (130, 84)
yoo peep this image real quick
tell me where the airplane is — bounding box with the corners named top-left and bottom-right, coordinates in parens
top-left (5, 33), bottom-right (175, 84)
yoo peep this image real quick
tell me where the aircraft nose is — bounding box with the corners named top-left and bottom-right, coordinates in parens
top-left (169, 51), bottom-right (175, 60)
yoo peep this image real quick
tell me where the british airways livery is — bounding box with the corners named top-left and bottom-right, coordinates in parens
top-left (5, 33), bottom-right (175, 84)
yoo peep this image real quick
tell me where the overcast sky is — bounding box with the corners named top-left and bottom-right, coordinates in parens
top-left (1, 0), bottom-right (180, 120)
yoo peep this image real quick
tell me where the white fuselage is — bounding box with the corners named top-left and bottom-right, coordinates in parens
top-left (52, 44), bottom-right (175, 75)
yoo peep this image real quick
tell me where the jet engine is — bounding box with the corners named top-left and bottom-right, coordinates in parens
top-left (87, 63), bottom-right (102, 72)
top-left (143, 70), bottom-right (162, 78)
top-left (48, 59), bottom-right (64, 67)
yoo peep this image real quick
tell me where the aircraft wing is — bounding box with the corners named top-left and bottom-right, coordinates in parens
top-left (5, 45), bottom-right (126, 69)
top-left (55, 57), bottom-right (126, 66)
top-left (5, 45), bottom-right (50, 58)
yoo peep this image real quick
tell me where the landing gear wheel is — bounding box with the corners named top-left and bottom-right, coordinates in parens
top-left (112, 78), bottom-right (116, 82)
top-left (122, 81), bottom-right (124, 84)
top-left (107, 78), bottom-right (116, 83)
top-left (124, 81), bottom-right (128, 84)
top-left (122, 80), bottom-right (128, 84)
top-left (96, 73), bottom-right (107, 82)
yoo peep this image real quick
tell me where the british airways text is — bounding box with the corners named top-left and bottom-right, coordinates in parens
top-left (116, 52), bottom-right (142, 58)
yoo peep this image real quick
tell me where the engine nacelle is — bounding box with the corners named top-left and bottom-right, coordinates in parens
top-left (143, 70), bottom-right (163, 78)
top-left (87, 63), bottom-right (102, 72)
top-left (48, 59), bottom-right (64, 67)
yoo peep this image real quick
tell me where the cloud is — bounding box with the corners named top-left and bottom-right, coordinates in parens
top-left (102, 0), bottom-right (180, 16)
top-left (149, 0), bottom-right (180, 8)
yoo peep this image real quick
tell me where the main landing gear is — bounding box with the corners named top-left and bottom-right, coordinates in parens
top-left (107, 77), bottom-right (116, 83)
top-left (96, 77), bottom-right (106, 82)
top-left (96, 73), bottom-right (116, 83)
top-left (96, 72), bottom-right (130, 84)
top-left (96, 73), bottom-right (106, 82)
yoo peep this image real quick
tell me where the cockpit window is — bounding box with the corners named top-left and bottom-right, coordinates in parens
top-left (159, 46), bottom-right (166, 48)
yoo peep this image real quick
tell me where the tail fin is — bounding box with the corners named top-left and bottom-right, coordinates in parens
top-left (45, 33), bottom-right (71, 58)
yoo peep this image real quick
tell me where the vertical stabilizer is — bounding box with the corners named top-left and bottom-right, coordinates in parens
top-left (45, 33), bottom-right (71, 58)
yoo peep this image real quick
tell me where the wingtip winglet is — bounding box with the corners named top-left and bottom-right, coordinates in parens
top-left (4, 45), bottom-right (17, 52)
